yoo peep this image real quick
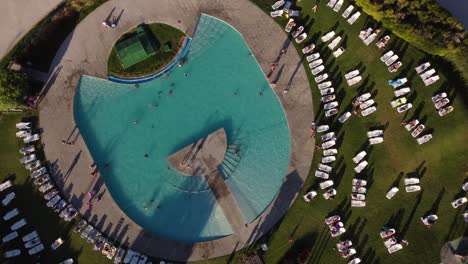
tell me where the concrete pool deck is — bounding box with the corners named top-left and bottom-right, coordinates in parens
top-left (39, 0), bottom-right (314, 261)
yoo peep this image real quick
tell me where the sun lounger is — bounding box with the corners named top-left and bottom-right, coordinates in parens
top-left (364, 33), bottom-right (378, 46)
top-left (361, 106), bottom-right (377, 116)
top-left (321, 31), bottom-right (336, 42)
top-left (16, 122), bottom-right (31, 129)
top-left (327, 0), bottom-right (338, 8)
top-left (320, 180), bottom-right (334, 190)
top-left (54, 199), bottom-right (68, 212)
top-left (39, 182), bottom-right (54, 193)
top-left (81, 225), bottom-right (94, 239)
top-left (431, 93), bottom-right (447, 104)
top-left (406, 185), bottom-right (421, 192)
top-left (94, 236), bottom-right (106, 251)
top-left (388, 61), bottom-right (402, 73)
top-left (289, 10), bottom-right (300, 17)
top-left (131, 252), bottom-right (141, 264)
top-left (322, 95), bottom-right (336, 104)
top-left (369, 137), bottom-right (383, 145)
top-left (312, 65), bottom-right (325, 75)
top-left (291, 26), bottom-right (304, 38)
top-left (352, 186), bottom-right (367, 194)
top-left (285, 19), bottom-right (295, 33)
top-left (380, 229), bottom-right (396, 239)
top-left (11, 218), bottom-right (27, 231)
top-left (341, 248), bottom-right (357, 258)
top-left (115, 248), bottom-right (126, 263)
top-left (325, 215), bottom-right (341, 225)
top-left (323, 148), bottom-right (338, 156)
top-left (380, 51), bottom-right (394, 62)
top-left (16, 130), bottom-right (31, 138)
top-left (30, 167), bottom-right (47, 178)
top-left (328, 36), bottom-right (342, 50)
top-left (25, 160), bottom-right (41, 171)
top-left (417, 134), bottom-right (432, 145)
top-left (2, 231), bottom-right (18, 243)
top-left (439, 106), bottom-right (453, 116)
top-left (452, 197), bottom-right (468, 208)
top-left (64, 206), bottom-right (78, 222)
top-left (137, 254), bottom-right (148, 264)
top-left (323, 188), bottom-right (337, 200)
top-left (317, 125), bottom-right (329, 133)
top-left (20, 145), bottom-right (35, 155)
top-left (322, 156), bottom-right (336, 164)
top-left (88, 230), bottom-right (100, 243)
top-left (309, 59), bottom-right (323, 69)
top-left (421, 215), bottom-right (438, 227)
top-left (272, 0), bottom-right (285, 10)
top-left (22, 231), bottom-right (39, 243)
top-left (2, 192), bottom-right (15, 206)
top-left (404, 120), bottom-right (419, 131)
top-left (347, 11), bottom-right (361, 25)
top-left (434, 98), bottom-right (449, 109)
top-left (320, 88), bottom-right (334, 96)
top-left (388, 243), bottom-right (403, 254)
top-left (20, 154), bottom-right (37, 164)
top-left (376, 35), bottom-right (390, 49)
top-left (303, 191), bottom-right (318, 202)
top-left (351, 200), bottom-right (366, 207)
top-left (424, 75), bottom-right (439, 86)
top-left (391, 97), bottom-right (407, 108)
top-left (124, 249), bottom-right (136, 263)
top-left (385, 55), bottom-right (399, 66)
top-left (397, 103), bottom-right (412, 113)
top-left (23, 134), bottom-right (40, 144)
top-left (420, 69), bottom-right (435, 80)
top-left (389, 78), bottom-right (407, 88)
top-left (28, 243), bottom-right (44, 255)
top-left (394, 87), bottom-right (410, 97)
top-left (352, 179), bottom-right (367, 186)
top-left (270, 10), bottom-right (284, 17)
top-left (302, 44), bottom-right (315, 54)
top-left (359, 99), bottom-right (375, 109)
top-left (4, 249), bottom-right (21, 258)
top-left (338, 112), bottom-right (351, 123)
top-left (347, 76), bottom-right (362, 86)
top-left (315, 73), bottom-right (328, 83)
top-left (359, 28), bottom-right (373, 41)
top-left (345, 70), bottom-right (360, 80)
top-left (295, 33), bottom-right (307, 44)
top-left (321, 132), bottom-right (336, 141)
top-left (354, 93), bottom-right (371, 105)
top-left (3, 208), bottom-right (19, 221)
top-left (47, 195), bottom-right (61, 208)
top-left (0, 180), bottom-right (13, 192)
top-left (333, 46), bottom-right (345, 58)
top-left (25, 237), bottom-right (41, 249)
top-left (384, 236), bottom-right (397, 248)
top-left (349, 258), bottom-right (361, 264)
top-left (325, 108), bottom-right (339, 117)
top-left (324, 101), bottom-right (339, 110)
top-left (59, 259), bottom-right (74, 264)
top-left (74, 219), bottom-right (87, 233)
top-left (331, 227), bottom-right (346, 237)
top-left (342, 5), bottom-right (354, 18)
top-left (43, 189), bottom-right (58, 201)
top-left (386, 187), bottom-right (399, 199)
top-left (411, 124), bottom-right (424, 138)
top-left (351, 193), bottom-right (366, 201)
top-left (352, 151), bottom-right (367, 164)
top-left (354, 161), bottom-right (368, 173)
top-left (415, 62), bottom-right (431, 74)
top-left (318, 164), bottom-right (332, 173)
top-left (283, 0), bottom-right (292, 11)
top-left (333, 0), bottom-right (344, 12)
top-left (307, 53), bottom-right (320, 62)
top-left (404, 178), bottom-right (420, 185)
top-left (367, 130), bottom-right (383, 138)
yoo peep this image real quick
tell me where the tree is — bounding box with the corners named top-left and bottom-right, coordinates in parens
top-left (0, 70), bottom-right (28, 103)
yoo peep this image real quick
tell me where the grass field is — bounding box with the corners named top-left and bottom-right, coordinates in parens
top-left (0, 113), bottom-right (106, 264)
top-left (195, 0), bottom-right (468, 263)
top-left (108, 23), bottom-right (185, 78)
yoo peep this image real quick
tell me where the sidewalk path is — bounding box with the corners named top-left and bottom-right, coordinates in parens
top-left (39, 0), bottom-right (314, 261)
top-left (0, 0), bottom-right (63, 60)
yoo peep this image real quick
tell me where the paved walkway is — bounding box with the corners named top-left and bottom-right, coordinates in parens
top-left (39, 0), bottom-right (314, 261)
top-left (0, 0), bottom-right (63, 60)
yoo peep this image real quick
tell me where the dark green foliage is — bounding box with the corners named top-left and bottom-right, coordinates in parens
top-left (0, 70), bottom-right (28, 103)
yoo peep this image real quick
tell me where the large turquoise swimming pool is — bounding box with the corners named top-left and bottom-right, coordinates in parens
top-left (74, 15), bottom-right (290, 242)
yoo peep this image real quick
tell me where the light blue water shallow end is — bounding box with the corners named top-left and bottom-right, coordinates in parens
top-left (74, 15), bottom-right (291, 242)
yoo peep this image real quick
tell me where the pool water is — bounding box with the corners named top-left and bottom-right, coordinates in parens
top-left (74, 15), bottom-right (290, 242)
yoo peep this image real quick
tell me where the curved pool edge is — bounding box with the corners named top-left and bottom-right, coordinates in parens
top-left (108, 37), bottom-right (192, 84)
top-left (38, 0), bottom-right (315, 261)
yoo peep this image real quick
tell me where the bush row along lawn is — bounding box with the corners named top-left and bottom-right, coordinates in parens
top-left (196, 0), bottom-right (468, 263)
top-left (107, 23), bottom-right (185, 78)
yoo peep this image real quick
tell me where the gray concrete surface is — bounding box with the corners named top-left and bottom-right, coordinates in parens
top-left (0, 0), bottom-right (63, 61)
top-left (38, 0), bottom-right (315, 261)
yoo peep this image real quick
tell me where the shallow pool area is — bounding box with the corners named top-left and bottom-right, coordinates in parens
top-left (74, 15), bottom-right (291, 242)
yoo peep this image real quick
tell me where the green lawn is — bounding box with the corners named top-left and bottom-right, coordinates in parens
top-left (108, 23), bottom-right (185, 78)
top-left (0, 113), bottom-right (106, 264)
top-left (196, 0), bottom-right (468, 263)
